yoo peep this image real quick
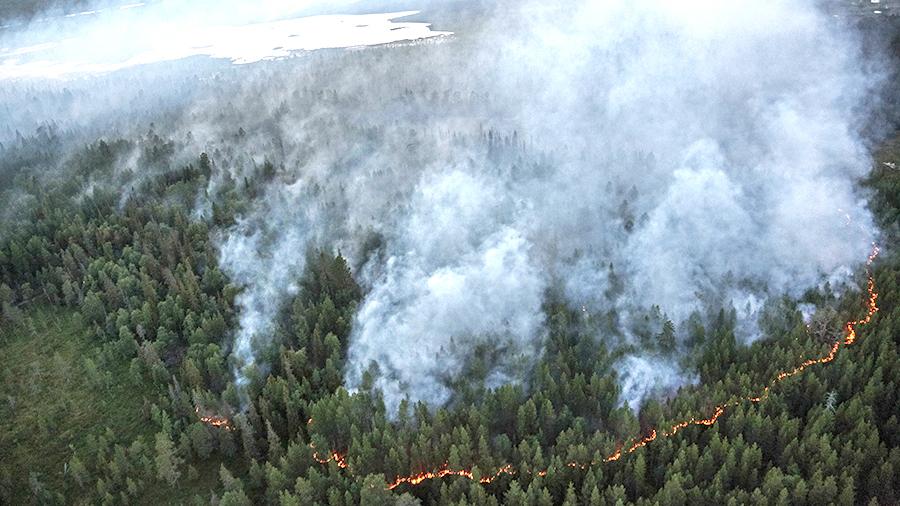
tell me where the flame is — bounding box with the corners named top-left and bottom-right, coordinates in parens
top-left (598, 244), bottom-right (878, 465)
top-left (311, 444), bottom-right (350, 469)
top-left (195, 407), bottom-right (234, 431)
top-left (387, 464), bottom-right (516, 490)
top-left (199, 245), bottom-right (880, 491)
top-left (304, 418), bottom-right (350, 468)
top-left (305, 418), bottom-right (351, 468)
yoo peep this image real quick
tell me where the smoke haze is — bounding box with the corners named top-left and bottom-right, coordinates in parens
top-left (0, 0), bottom-right (890, 413)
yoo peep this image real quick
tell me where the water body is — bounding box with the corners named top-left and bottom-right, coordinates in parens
top-left (0, 5), bottom-right (451, 80)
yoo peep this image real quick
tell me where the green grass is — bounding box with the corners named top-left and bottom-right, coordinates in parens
top-left (0, 307), bottom-right (158, 503)
top-left (0, 307), bottom-right (237, 504)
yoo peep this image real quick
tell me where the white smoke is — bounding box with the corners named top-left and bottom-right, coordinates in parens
top-left (3, 0), bottom-right (886, 413)
top-left (345, 170), bottom-right (547, 410)
top-left (213, 0), bottom-right (879, 411)
top-left (617, 355), bottom-right (698, 413)
top-left (348, 1), bottom-right (876, 406)
top-left (217, 180), bottom-right (321, 394)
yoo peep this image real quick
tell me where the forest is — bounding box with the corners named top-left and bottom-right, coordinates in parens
top-left (0, 124), bottom-right (898, 505)
top-left (2, 1), bottom-right (900, 505)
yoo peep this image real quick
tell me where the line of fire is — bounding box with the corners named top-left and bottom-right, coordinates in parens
top-left (198, 245), bottom-right (880, 491)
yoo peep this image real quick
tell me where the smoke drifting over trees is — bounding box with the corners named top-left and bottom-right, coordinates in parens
top-left (4, 1), bottom-right (900, 505)
top-left (207, 0), bottom-right (883, 411)
top-left (0, 0), bottom-right (891, 413)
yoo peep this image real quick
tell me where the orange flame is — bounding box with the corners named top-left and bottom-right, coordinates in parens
top-left (200, 245), bottom-right (880, 491)
top-left (195, 407), bottom-right (234, 431)
top-left (387, 464), bottom-right (516, 490)
top-left (597, 244), bottom-right (878, 465)
top-left (311, 444), bottom-right (350, 469)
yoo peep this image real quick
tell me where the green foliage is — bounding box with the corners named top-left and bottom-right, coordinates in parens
top-left (0, 308), bottom-right (159, 504)
top-left (154, 431), bottom-right (183, 486)
top-left (2, 140), bottom-right (899, 505)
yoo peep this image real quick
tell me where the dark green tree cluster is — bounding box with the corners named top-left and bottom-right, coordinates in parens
top-left (0, 136), bottom-right (898, 505)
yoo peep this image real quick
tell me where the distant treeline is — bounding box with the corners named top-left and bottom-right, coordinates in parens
top-left (0, 0), bottom-right (98, 24)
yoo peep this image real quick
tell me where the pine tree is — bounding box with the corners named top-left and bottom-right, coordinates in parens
top-left (154, 431), bottom-right (183, 486)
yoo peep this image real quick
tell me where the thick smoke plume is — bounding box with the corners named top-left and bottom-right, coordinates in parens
top-left (207, 0), bottom-right (881, 412)
top-left (2, 0), bottom-right (888, 413)
top-left (346, 171), bottom-right (547, 406)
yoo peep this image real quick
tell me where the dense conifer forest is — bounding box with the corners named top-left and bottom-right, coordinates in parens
top-left (0, 126), bottom-right (898, 504)
top-left (2, 2), bottom-right (900, 505)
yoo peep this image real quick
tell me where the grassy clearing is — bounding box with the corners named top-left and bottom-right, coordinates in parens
top-left (0, 307), bottom-right (157, 503)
